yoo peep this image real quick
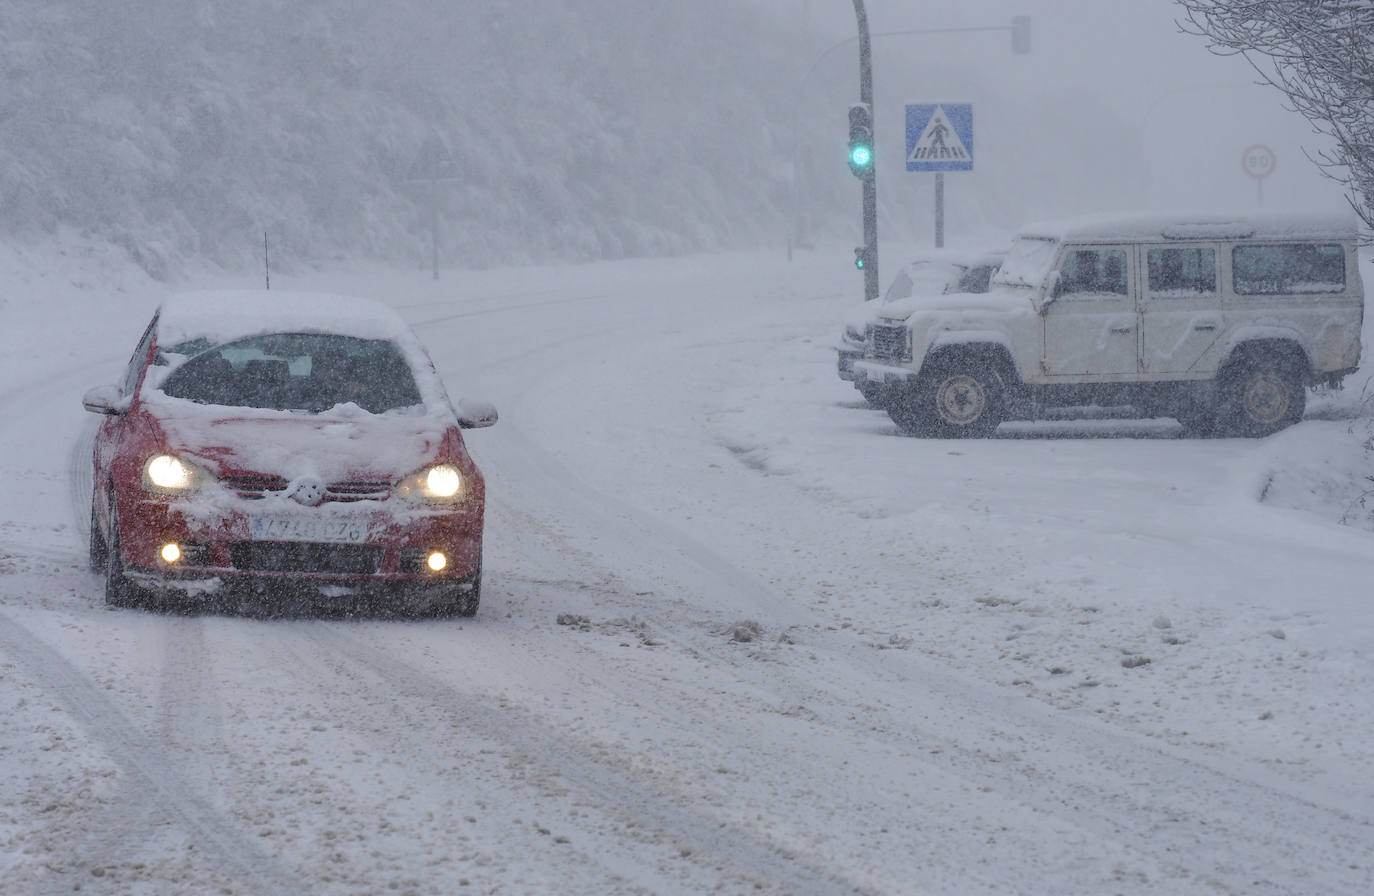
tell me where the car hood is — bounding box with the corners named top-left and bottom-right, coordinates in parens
top-left (875, 288), bottom-right (1032, 323)
top-left (152, 405), bottom-right (455, 484)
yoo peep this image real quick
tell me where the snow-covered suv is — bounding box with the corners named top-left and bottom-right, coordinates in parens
top-left (852, 212), bottom-right (1364, 437)
top-left (836, 249), bottom-right (1004, 405)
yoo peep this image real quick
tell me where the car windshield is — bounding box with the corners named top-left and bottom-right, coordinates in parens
top-left (882, 261), bottom-right (967, 303)
top-left (992, 237), bottom-right (1059, 288)
top-left (158, 332), bottom-right (422, 413)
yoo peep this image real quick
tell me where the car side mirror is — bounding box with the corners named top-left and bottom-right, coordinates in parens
top-left (456, 398), bottom-right (498, 429)
top-left (82, 384), bottom-right (126, 416)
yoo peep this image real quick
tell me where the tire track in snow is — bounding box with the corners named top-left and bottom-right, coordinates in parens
top-left (0, 612), bottom-right (309, 894)
top-left (297, 623), bottom-right (880, 896)
top-left (475, 406), bottom-right (1374, 893)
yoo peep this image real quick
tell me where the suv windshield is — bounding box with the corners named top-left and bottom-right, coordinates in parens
top-left (158, 333), bottom-right (422, 413)
top-left (993, 237), bottom-right (1059, 288)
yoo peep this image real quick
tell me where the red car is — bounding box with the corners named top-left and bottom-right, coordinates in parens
top-left (83, 291), bottom-right (496, 617)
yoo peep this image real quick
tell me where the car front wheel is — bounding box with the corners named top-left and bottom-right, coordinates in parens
top-left (856, 381), bottom-right (890, 408)
top-left (888, 361), bottom-right (1004, 438)
top-left (89, 503), bottom-right (108, 573)
top-left (104, 505), bottom-right (154, 609)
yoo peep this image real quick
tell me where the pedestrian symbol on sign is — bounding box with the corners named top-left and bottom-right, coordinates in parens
top-left (906, 104), bottom-right (974, 172)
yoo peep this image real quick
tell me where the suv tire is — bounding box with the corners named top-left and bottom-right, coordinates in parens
top-left (889, 360), bottom-right (1004, 438)
top-left (1217, 356), bottom-right (1306, 437)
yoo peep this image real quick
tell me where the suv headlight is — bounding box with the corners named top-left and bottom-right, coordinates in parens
top-left (396, 464), bottom-right (466, 504)
top-left (141, 454), bottom-right (207, 495)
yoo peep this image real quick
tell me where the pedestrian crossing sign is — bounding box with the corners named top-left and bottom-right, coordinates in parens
top-left (906, 104), bottom-right (974, 172)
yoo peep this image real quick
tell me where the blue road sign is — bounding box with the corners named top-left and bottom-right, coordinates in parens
top-left (906, 104), bottom-right (974, 172)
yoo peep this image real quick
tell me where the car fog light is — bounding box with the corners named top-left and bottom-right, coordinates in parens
top-left (426, 551), bottom-right (448, 572)
top-left (160, 543), bottom-right (182, 564)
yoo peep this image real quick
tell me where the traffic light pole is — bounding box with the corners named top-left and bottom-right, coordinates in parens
top-left (853, 0), bottom-right (879, 301)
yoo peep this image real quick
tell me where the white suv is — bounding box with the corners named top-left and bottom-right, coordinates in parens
top-left (853, 212), bottom-right (1364, 437)
top-left (836, 250), bottom-right (1004, 405)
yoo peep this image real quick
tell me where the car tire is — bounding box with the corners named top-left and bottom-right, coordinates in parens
top-left (888, 360), bottom-right (1004, 438)
top-left (856, 381), bottom-right (889, 408)
top-left (1217, 358), bottom-right (1306, 437)
top-left (89, 503), bottom-right (108, 573)
top-left (104, 505), bottom-right (153, 609)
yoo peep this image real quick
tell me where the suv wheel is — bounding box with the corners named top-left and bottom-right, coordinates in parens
top-left (889, 361), bottom-right (1004, 438)
top-left (1218, 358), bottom-right (1306, 437)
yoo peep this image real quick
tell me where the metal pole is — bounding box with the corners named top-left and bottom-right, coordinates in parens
top-left (934, 172), bottom-right (945, 248)
top-left (853, 0), bottom-right (879, 301)
top-left (430, 193), bottom-right (439, 280)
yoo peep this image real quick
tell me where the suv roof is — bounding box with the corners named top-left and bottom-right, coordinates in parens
top-left (1017, 210), bottom-right (1359, 245)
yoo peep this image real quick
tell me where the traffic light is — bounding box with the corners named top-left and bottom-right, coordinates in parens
top-left (854, 246), bottom-right (874, 270)
top-left (1011, 15), bottom-right (1031, 55)
top-left (847, 103), bottom-right (874, 179)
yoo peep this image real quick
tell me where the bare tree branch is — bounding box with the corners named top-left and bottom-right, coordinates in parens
top-left (1176, 0), bottom-right (1374, 231)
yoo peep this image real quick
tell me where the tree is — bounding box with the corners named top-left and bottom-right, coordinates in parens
top-left (1176, 1), bottom-right (1374, 230)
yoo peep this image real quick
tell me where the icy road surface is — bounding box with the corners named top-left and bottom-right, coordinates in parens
top-left (2, 248), bottom-right (1372, 894)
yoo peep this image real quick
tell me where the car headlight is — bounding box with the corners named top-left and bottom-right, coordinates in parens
top-left (396, 464), bottom-right (466, 503)
top-left (141, 454), bottom-right (205, 495)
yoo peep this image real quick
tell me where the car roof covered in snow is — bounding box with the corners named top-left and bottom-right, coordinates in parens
top-left (1016, 210), bottom-right (1360, 244)
top-left (897, 248), bottom-right (1006, 270)
top-left (155, 290), bottom-right (415, 348)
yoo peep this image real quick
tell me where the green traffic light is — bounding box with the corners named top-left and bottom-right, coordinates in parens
top-left (849, 145), bottom-right (873, 170)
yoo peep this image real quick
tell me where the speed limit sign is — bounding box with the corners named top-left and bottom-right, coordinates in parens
top-left (1242, 144), bottom-right (1276, 180)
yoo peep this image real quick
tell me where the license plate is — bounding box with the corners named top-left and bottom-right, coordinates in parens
top-left (250, 517), bottom-right (369, 544)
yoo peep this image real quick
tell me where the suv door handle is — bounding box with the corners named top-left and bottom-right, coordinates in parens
top-left (1109, 325), bottom-right (1134, 334)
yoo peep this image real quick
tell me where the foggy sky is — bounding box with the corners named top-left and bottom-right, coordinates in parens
top-left (784, 0), bottom-right (1346, 245)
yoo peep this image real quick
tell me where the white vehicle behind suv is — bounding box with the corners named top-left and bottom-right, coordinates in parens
top-left (853, 211), bottom-right (1364, 437)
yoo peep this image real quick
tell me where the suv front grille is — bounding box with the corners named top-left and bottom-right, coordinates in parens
top-left (869, 324), bottom-right (910, 362)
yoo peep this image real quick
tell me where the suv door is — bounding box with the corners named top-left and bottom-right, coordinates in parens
top-left (1041, 246), bottom-right (1137, 377)
top-left (1139, 243), bottom-right (1224, 376)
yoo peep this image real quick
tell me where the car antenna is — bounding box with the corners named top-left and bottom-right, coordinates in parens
top-left (263, 231), bottom-right (271, 290)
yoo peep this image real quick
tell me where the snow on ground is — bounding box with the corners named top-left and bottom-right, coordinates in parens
top-left (1, 235), bottom-right (1373, 894)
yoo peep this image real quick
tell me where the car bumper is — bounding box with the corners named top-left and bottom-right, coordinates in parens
top-left (837, 351), bottom-right (859, 381)
top-left (117, 497), bottom-right (483, 604)
top-left (852, 360), bottom-right (917, 388)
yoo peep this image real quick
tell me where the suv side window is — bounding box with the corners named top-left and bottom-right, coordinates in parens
top-left (1058, 249), bottom-right (1128, 297)
top-left (1233, 243), bottom-right (1345, 295)
top-left (1148, 247), bottom-right (1216, 297)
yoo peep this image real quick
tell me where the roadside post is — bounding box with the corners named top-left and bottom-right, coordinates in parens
top-left (1241, 144), bottom-right (1276, 208)
top-left (404, 132), bottom-right (460, 280)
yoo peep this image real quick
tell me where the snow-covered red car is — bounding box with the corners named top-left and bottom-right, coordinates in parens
top-left (82, 291), bottom-right (497, 617)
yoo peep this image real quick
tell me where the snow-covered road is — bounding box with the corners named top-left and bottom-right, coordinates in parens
top-left (2, 247), bottom-right (1372, 894)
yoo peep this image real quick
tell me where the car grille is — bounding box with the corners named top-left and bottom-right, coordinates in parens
top-left (222, 475), bottom-right (391, 502)
top-left (223, 476), bottom-right (288, 499)
top-left (869, 324), bottom-right (910, 362)
top-left (229, 542), bottom-right (383, 575)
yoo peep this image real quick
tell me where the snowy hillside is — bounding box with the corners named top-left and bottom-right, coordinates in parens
top-left (0, 1), bottom-right (821, 276)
